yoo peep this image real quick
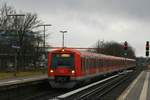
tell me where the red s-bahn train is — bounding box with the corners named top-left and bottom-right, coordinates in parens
top-left (48, 48), bottom-right (136, 88)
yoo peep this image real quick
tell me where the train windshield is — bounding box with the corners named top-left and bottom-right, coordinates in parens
top-left (51, 53), bottom-right (74, 68)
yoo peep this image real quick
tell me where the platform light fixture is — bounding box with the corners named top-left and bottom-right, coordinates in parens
top-left (60, 30), bottom-right (67, 48)
top-left (38, 24), bottom-right (52, 50)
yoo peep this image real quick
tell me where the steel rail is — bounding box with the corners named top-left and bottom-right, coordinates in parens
top-left (76, 74), bottom-right (127, 100)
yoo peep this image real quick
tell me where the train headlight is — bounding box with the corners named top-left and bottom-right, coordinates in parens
top-left (71, 70), bottom-right (75, 74)
top-left (62, 49), bottom-right (65, 52)
top-left (50, 70), bottom-right (54, 73)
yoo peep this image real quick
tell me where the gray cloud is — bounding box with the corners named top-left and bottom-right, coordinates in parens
top-left (2, 0), bottom-right (150, 56)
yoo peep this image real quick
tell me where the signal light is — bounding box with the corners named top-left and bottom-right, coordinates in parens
top-left (146, 51), bottom-right (149, 56)
top-left (146, 41), bottom-right (149, 57)
top-left (146, 41), bottom-right (149, 51)
top-left (124, 41), bottom-right (128, 50)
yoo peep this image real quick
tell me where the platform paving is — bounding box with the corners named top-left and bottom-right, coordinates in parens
top-left (0, 74), bottom-right (47, 87)
top-left (118, 70), bottom-right (150, 100)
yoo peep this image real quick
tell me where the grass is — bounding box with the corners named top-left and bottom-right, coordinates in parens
top-left (0, 69), bottom-right (47, 80)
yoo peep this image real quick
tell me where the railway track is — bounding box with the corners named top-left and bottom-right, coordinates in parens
top-left (74, 73), bottom-right (129, 100)
top-left (23, 65), bottom-right (144, 100)
top-left (26, 68), bottom-right (140, 100)
top-left (24, 88), bottom-right (69, 100)
top-left (22, 73), bottom-right (125, 100)
top-left (50, 70), bottom-right (133, 100)
top-left (0, 67), bottom-right (143, 100)
top-left (0, 66), bottom-right (142, 100)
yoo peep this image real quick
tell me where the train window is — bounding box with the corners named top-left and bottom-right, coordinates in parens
top-left (89, 58), bottom-right (91, 68)
top-left (100, 59), bottom-right (102, 67)
top-left (96, 58), bottom-right (99, 67)
top-left (81, 58), bottom-right (84, 71)
top-left (101, 59), bottom-right (103, 67)
top-left (87, 58), bottom-right (89, 68)
top-left (87, 58), bottom-right (89, 69)
top-left (94, 59), bottom-right (96, 67)
top-left (98, 59), bottom-right (100, 67)
top-left (98, 59), bottom-right (101, 67)
top-left (103, 60), bottom-right (105, 67)
top-left (97, 59), bottom-right (98, 67)
top-left (51, 53), bottom-right (74, 69)
top-left (93, 59), bottom-right (95, 67)
top-left (85, 58), bottom-right (88, 69)
top-left (91, 59), bottom-right (93, 67)
top-left (104, 59), bottom-right (107, 67)
top-left (84, 58), bottom-right (86, 70)
top-left (107, 60), bottom-right (109, 67)
top-left (81, 57), bottom-right (86, 71)
top-left (94, 59), bottom-right (95, 67)
top-left (83, 58), bottom-right (86, 69)
top-left (99, 59), bottom-right (101, 67)
top-left (81, 58), bottom-right (82, 68)
top-left (95, 59), bottom-right (97, 67)
top-left (84, 58), bottom-right (86, 69)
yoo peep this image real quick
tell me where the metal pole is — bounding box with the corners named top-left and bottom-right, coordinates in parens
top-left (38, 24), bottom-right (51, 71)
top-left (63, 32), bottom-right (64, 48)
top-left (7, 14), bottom-right (25, 76)
top-left (15, 53), bottom-right (17, 74)
top-left (38, 24), bottom-right (52, 52)
top-left (44, 25), bottom-right (46, 49)
top-left (60, 31), bottom-right (67, 48)
top-left (15, 16), bottom-right (17, 75)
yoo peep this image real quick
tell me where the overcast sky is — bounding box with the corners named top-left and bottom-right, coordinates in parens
top-left (1, 0), bottom-right (150, 57)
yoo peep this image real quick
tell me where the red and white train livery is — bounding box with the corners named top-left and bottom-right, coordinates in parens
top-left (48, 48), bottom-right (136, 88)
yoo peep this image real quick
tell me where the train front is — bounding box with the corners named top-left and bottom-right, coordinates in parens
top-left (48, 49), bottom-right (80, 88)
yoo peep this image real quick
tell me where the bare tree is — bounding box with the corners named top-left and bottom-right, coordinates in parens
top-left (0, 3), bottom-right (44, 70)
top-left (89, 40), bottom-right (136, 58)
top-left (0, 3), bottom-right (15, 32)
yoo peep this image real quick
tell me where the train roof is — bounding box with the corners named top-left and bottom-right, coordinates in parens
top-left (49, 48), bottom-right (136, 61)
top-left (49, 48), bottom-right (80, 55)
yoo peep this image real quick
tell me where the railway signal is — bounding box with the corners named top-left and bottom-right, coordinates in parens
top-left (124, 41), bottom-right (128, 50)
top-left (123, 41), bottom-right (128, 57)
top-left (146, 41), bottom-right (149, 50)
top-left (146, 51), bottom-right (149, 57)
top-left (146, 41), bottom-right (149, 57)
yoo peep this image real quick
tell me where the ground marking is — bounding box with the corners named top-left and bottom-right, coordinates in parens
top-left (0, 80), bottom-right (20, 85)
top-left (117, 71), bottom-right (144, 100)
top-left (50, 72), bottom-right (133, 100)
top-left (139, 72), bottom-right (149, 100)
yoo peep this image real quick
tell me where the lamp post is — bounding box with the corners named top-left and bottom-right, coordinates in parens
top-left (38, 24), bottom-right (52, 52)
top-left (11, 46), bottom-right (20, 76)
top-left (60, 31), bottom-right (67, 48)
top-left (38, 24), bottom-right (51, 70)
top-left (7, 14), bottom-right (25, 76)
top-left (7, 14), bottom-right (25, 38)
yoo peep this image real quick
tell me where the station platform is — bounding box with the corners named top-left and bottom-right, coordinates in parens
top-left (0, 74), bottom-right (47, 87)
top-left (118, 70), bottom-right (150, 100)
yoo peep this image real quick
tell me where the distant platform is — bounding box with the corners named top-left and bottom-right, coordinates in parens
top-left (0, 75), bottom-right (47, 87)
top-left (118, 70), bottom-right (150, 100)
